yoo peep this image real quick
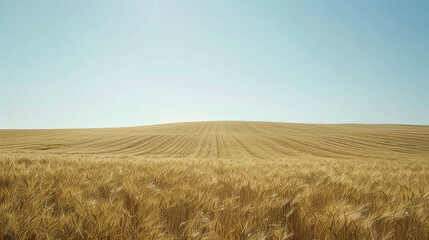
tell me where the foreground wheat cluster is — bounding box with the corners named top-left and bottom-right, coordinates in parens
top-left (1, 122), bottom-right (428, 239)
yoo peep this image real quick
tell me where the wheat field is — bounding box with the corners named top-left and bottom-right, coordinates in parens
top-left (1, 121), bottom-right (428, 239)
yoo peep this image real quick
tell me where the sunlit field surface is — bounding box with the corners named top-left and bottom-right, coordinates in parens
top-left (1, 121), bottom-right (428, 239)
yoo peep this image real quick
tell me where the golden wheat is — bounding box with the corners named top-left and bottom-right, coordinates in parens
top-left (1, 121), bottom-right (428, 239)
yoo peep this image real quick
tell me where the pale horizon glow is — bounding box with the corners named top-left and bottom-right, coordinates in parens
top-left (1, 1), bottom-right (428, 129)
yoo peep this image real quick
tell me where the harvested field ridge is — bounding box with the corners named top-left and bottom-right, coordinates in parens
top-left (1, 121), bottom-right (429, 239)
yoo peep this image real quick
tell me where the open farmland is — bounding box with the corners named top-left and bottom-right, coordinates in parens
top-left (1, 121), bottom-right (429, 239)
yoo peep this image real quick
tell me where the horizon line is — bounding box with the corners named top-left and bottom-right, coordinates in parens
top-left (1, 120), bottom-right (428, 130)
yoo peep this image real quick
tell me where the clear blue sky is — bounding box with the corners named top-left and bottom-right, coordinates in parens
top-left (1, 0), bottom-right (428, 129)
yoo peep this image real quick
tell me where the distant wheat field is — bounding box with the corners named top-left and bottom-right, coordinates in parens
top-left (1, 121), bottom-right (429, 239)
